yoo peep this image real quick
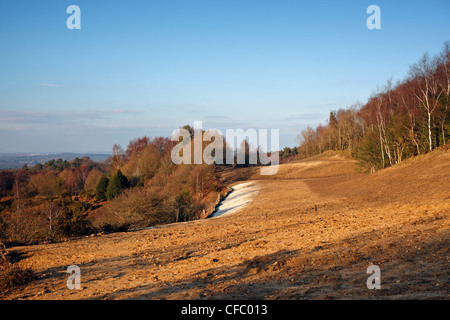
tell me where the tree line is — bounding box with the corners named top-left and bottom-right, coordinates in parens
top-left (0, 133), bottom-right (227, 245)
top-left (0, 125), bottom-right (278, 245)
top-left (295, 42), bottom-right (450, 172)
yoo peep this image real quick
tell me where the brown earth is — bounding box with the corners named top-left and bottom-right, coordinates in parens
top-left (1, 149), bottom-right (449, 300)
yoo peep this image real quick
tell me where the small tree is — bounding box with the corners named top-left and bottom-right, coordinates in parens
top-left (84, 169), bottom-right (104, 197)
top-left (29, 172), bottom-right (59, 199)
top-left (0, 171), bottom-right (15, 196)
top-left (106, 170), bottom-right (129, 200)
top-left (44, 202), bottom-right (63, 235)
top-left (95, 175), bottom-right (109, 201)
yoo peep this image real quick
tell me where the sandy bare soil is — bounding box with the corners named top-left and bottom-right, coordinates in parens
top-left (210, 182), bottom-right (260, 218)
top-left (1, 149), bottom-right (449, 300)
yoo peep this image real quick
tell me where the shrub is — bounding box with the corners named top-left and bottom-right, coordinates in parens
top-left (0, 243), bottom-right (35, 291)
top-left (84, 168), bottom-right (104, 197)
top-left (106, 170), bottom-right (129, 200)
top-left (96, 175), bottom-right (109, 201)
top-left (104, 188), bottom-right (170, 230)
top-left (0, 265), bottom-right (35, 291)
top-left (3, 208), bottom-right (41, 245)
top-left (29, 172), bottom-right (59, 199)
top-left (0, 171), bottom-right (14, 196)
top-left (56, 201), bottom-right (93, 238)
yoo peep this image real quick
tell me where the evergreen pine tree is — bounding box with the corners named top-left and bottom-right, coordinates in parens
top-left (106, 170), bottom-right (129, 200)
top-left (95, 175), bottom-right (109, 201)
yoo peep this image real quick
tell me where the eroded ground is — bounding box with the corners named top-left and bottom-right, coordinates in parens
top-left (2, 150), bottom-right (449, 300)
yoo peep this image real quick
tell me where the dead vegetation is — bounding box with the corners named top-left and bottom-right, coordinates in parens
top-left (0, 242), bottom-right (35, 292)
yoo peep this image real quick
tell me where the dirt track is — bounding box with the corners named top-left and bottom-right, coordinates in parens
top-left (2, 150), bottom-right (449, 300)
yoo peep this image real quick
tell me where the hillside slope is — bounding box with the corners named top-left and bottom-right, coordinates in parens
top-left (2, 149), bottom-right (449, 300)
top-left (307, 148), bottom-right (450, 204)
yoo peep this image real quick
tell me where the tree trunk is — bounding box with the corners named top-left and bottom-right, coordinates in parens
top-left (411, 125), bottom-right (421, 155)
top-left (379, 128), bottom-right (385, 168)
top-left (442, 120), bottom-right (446, 145)
top-left (427, 111), bottom-right (433, 151)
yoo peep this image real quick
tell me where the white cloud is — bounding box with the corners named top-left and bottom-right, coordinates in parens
top-left (38, 83), bottom-right (60, 87)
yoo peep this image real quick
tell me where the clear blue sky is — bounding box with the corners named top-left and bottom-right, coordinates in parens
top-left (0, 0), bottom-right (449, 153)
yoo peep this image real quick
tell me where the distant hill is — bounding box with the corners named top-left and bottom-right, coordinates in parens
top-left (0, 153), bottom-right (110, 169)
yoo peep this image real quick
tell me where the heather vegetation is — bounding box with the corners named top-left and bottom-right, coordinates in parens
top-left (0, 132), bottom-right (228, 245)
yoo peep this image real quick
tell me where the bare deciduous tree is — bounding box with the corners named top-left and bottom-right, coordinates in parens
top-left (44, 202), bottom-right (63, 234)
top-left (410, 53), bottom-right (443, 151)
